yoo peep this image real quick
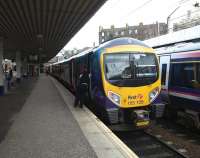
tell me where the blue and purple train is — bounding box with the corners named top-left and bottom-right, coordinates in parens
top-left (49, 38), bottom-right (161, 128)
top-left (155, 42), bottom-right (200, 128)
top-left (145, 26), bottom-right (200, 128)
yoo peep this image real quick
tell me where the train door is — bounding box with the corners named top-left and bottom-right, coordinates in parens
top-left (71, 59), bottom-right (76, 90)
top-left (159, 55), bottom-right (171, 103)
top-left (88, 53), bottom-right (94, 99)
top-left (89, 52), bottom-right (100, 99)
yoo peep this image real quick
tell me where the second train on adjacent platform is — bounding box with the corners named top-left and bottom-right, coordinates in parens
top-left (50, 38), bottom-right (161, 128)
top-left (155, 42), bottom-right (200, 128)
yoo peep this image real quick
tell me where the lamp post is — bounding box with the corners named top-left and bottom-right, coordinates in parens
top-left (167, 6), bottom-right (181, 33)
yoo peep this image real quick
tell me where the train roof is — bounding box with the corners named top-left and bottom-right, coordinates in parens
top-left (155, 41), bottom-right (200, 55)
top-left (70, 48), bottom-right (93, 59)
top-left (96, 37), bottom-right (150, 50)
top-left (52, 38), bottom-right (150, 65)
top-left (145, 25), bottom-right (200, 48)
top-left (52, 48), bottom-right (93, 65)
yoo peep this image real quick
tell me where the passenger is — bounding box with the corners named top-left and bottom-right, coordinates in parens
top-left (46, 69), bottom-right (49, 76)
top-left (7, 68), bottom-right (13, 90)
top-left (74, 66), bottom-right (89, 108)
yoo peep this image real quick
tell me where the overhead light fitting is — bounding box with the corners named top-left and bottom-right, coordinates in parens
top-left (36, 34), bottom-right (43, 39)
top-left (39, 48), bottom-right (43, 51)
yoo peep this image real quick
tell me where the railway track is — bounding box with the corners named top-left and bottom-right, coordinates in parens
top-left (114, 131), bottom-right (188, 158)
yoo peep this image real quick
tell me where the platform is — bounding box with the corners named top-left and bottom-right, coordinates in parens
top-left (0, 74), bottom-right (138, 158)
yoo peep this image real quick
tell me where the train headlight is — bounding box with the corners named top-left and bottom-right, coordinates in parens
top-left (149, 87), bottom-right (159, 103)
top-left (108, 91), bottom-right (120, 106)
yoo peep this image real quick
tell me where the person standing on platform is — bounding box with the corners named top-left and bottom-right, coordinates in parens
top-left (7, 67), bottom-right (13, 90)
top-left (74, 66), bottom-right (89, 108)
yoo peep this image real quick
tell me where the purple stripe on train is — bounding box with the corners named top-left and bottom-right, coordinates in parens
top-left (169, 87), bottom-right (200, 97)
top-left (171, 57), bottom-right (200, 62)
top-left (171, 51), bottom-right (200, 59)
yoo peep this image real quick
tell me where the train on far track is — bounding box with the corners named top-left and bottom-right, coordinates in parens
top-left (48, 37), bottom-right (161, 128)
top-left (145, 26), bottom-right (200, 128)
top-left (155, 42), bottom-right (200, 128)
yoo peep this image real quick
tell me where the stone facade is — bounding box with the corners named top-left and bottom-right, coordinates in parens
top-left (99, 22), bottom-right (167, 44)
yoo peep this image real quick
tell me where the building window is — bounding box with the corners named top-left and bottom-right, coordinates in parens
top-left (102, 39), bottom-right (104, 43)
top-left (115, 31), bottom-right (118, 36)
top-left (129, 30), bottom-right (132, 35)
top-left (121, 31), bottom-right (124, 36)
top-left (102, 32), bottom-right (104, 36)
top-left (161, 64), bottom-right (167, 85)
top-left (135, 29), bottom-right (138, 34)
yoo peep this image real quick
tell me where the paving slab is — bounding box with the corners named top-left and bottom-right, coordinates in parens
top-left (0, 77), bottom-right (37, 143)
top-left (0, 75), bottom-right (97, 158)
top-left (51, 76), bottom-right (138, 158)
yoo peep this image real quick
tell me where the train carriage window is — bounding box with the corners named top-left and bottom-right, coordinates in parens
top-left (161, 64), bottom-right (167, 85)
top-left (171, 63), bottom-right (200, 89)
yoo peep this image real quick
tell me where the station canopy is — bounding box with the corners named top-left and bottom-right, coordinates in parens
top-left (0, 0), bottom-right (106, 62)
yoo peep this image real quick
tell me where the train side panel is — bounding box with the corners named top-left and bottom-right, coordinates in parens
top-left (158, 46), bottom-right (200, 128)
top-left (169, 51), bottom-right (200, 110)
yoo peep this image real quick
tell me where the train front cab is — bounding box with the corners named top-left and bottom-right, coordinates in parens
top-left (94, 44), bottom-right (161, 128)
top-left (159, 49), bottom-right (200, 128)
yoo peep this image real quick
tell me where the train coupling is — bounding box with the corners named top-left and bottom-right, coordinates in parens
top-left (133, 110), bottom-right (150, 127)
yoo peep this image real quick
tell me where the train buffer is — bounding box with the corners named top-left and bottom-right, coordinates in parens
top-left (0, 74), bottom-right (138, 158)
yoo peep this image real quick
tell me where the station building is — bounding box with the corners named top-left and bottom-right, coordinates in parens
top-left (99, 22), bottom-right (167, 44)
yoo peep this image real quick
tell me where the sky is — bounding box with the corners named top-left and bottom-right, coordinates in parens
top-left (62, 0), bottom-right (199, 53)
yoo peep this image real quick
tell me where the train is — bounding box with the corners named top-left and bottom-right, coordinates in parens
top-left (145, 25), bottom-right (200, 128)
top-left (49, 37), bottom-right (161, 128)
top-left (154, 42), bottom-right (200, 128)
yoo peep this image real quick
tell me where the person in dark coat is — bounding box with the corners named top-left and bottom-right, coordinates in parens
top-left (7, 68), bottom-right (13, 90)
top-left (74, 66), bottom-right (89, 108)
